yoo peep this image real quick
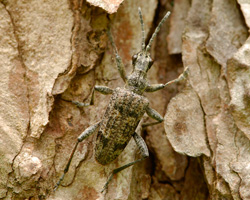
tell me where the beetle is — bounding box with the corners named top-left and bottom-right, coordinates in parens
top-left (54, 8), bottom-right (188, 192)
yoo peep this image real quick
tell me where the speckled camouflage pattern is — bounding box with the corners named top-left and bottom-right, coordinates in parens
top-left (95, 87), bottom-right (149, 165)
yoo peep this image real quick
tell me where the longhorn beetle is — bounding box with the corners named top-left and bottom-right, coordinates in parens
top-left (54, 8), bottom-right (188, 192)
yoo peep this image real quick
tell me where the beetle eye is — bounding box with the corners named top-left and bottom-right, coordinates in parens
top-left (132, 54), bottom-right (138, 65)
top-left (148, 59), bottom-right (154, 69)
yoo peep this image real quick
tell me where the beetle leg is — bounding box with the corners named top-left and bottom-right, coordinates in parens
top-left (145, 83), bottom-right (165, 92)
top-left (145, 67), bottom-right (189, 93)
top-left (54, 121), bottom-right (101, 191)
top-left (164, 66), bottom-right (189, 87)
top-left (101, 132), bottom-right (149, 193)
top-left (143, 106), bottom-right (163, 127)
top-left (70, 85), bottom-right (113, 107)
top-left (94, 85), bottom-right (113, 95)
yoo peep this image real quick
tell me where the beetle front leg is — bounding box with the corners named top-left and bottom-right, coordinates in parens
top-left (145, 67), bottom-right (189, 93)
top-left (101, 132), bottom-right (149, 193)
top-left (54, 121), bottom-right (101, 191)
top-left (71, 85), bottom-right (113, 107)
top-left (164, 66), bottom-right (189, 87)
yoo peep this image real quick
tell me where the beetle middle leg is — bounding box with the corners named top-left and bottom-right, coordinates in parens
top-left (142, 106), bottom-right (164, 127)
top-left (71, 85), bottom-right (113, 107)
top-left (54, 121), bottom-right (101, 191)
top-left (101, 132), bottom-right (149, 192)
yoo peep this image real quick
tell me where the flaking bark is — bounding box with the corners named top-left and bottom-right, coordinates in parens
top-left (1, 0), bottom-right (250, 199)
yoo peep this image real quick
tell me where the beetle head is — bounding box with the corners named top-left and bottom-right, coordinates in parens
top-left (132, 8), bottom-right (170, 74)
top-left (131, 51), bottom-right (154, 73)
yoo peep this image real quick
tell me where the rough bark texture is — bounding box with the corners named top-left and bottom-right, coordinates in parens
top-left (0, 0), bottom-right (249, 199)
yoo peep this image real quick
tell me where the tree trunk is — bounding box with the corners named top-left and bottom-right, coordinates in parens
top-left (0, 0), bottom-right (249, 199)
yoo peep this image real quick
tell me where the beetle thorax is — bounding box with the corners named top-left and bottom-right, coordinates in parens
top-left (126, 70), bottom-right (148, 94)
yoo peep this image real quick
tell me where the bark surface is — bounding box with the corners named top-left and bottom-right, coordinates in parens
top-left (0, 0), bottom-right (249, 199)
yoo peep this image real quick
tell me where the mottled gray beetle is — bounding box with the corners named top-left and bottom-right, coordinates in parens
top-left (54, 8), bottom-right (188, 192)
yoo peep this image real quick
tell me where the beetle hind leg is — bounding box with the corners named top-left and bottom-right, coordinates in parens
top-left (54, 121), bottom-right (101, 191)
top-left (101, 132), bottom-right (149, 193)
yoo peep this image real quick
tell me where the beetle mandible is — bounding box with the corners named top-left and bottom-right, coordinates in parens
top-left (54, 8), bottom-right (188, 192)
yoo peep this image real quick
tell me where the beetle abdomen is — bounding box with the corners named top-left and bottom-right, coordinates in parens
top-left (95, 87), bottom-right (149, 165)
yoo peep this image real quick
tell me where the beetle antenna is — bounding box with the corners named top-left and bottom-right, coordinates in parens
top-left (146, 11), bottom-right (171, 53)
top-left (138, 7), bottom-right (146, 51)
top-left (107, 27), bottom-right (118, 54)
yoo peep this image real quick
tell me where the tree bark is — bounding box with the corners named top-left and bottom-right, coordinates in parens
top-left (0, 0), bottom-right (249, 199)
